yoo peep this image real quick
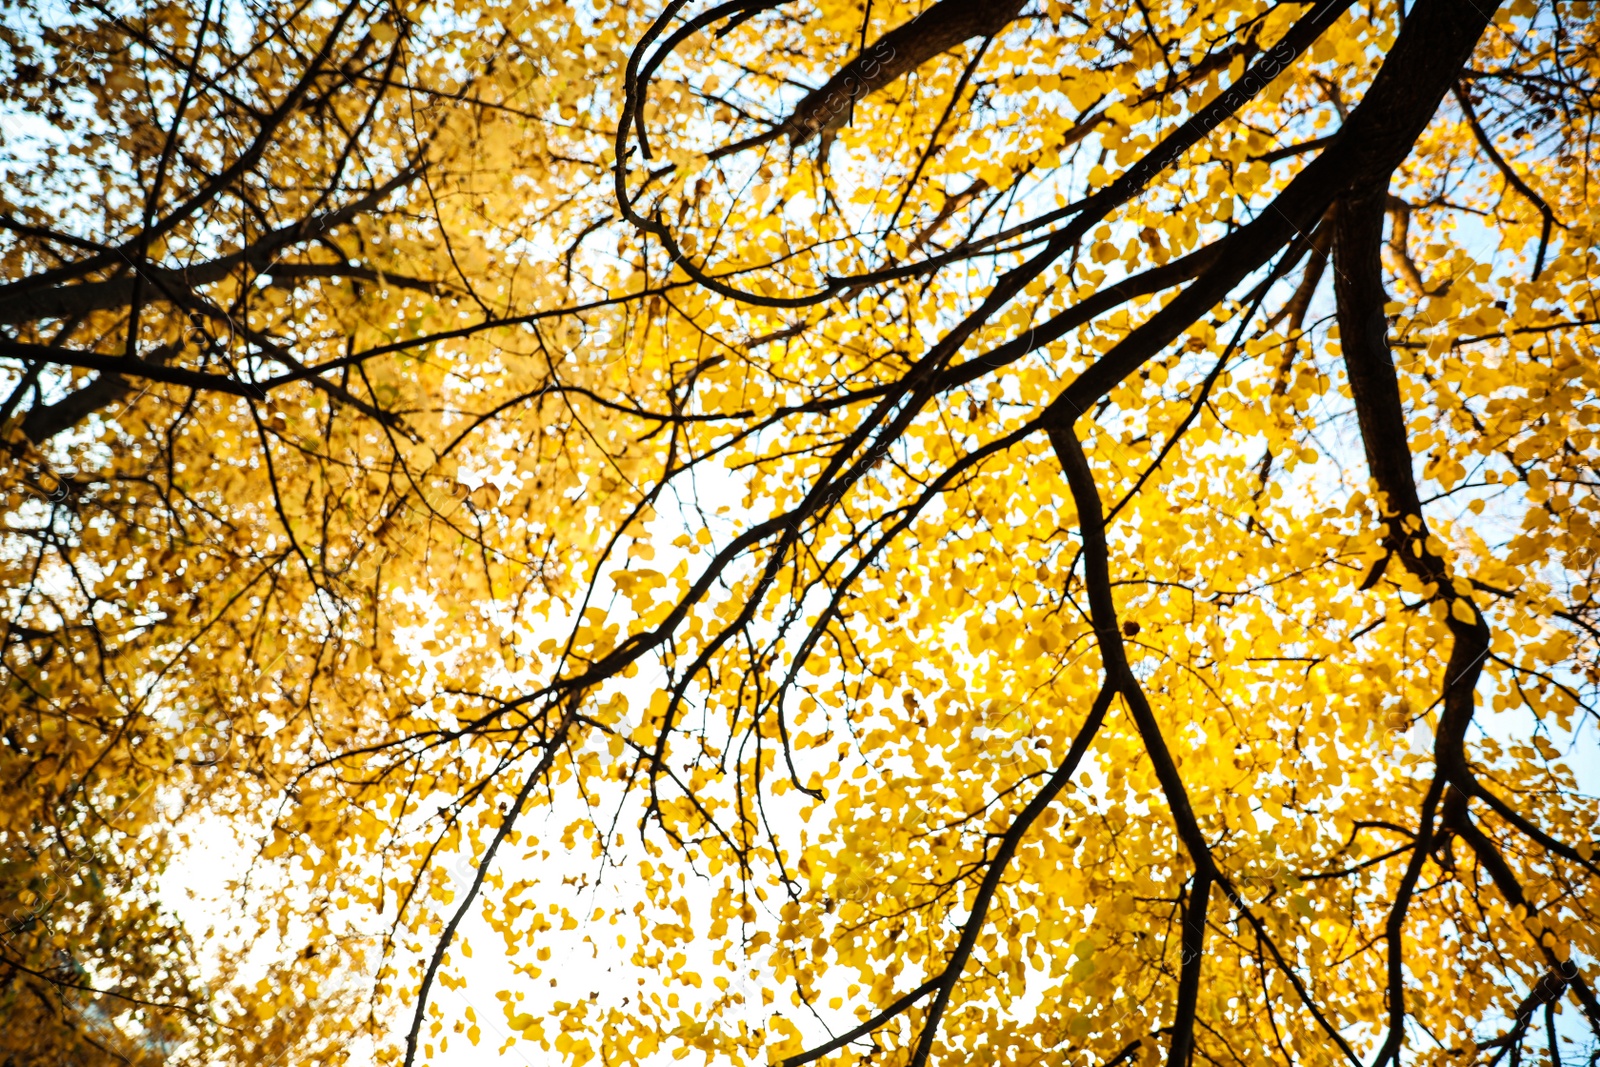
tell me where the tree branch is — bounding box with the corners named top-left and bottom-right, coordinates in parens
top-left (1452, 83), bottom-right (1556, 280)
top-left (785, 0), bottom-right (1025, 147)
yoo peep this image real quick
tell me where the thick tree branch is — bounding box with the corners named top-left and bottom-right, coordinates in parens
top-left (20, 345), bottom-right (177, 443)
top-left (617, 0), bottom-right (1355, 308)
top-left (0, 340), bottom-right (265, 399)
top-left (0, 169), bottom-right (418, 327)
top-left (1316, 13), bottom-right (1509, 1058)
top-left (786, 0), bottom-right (1026, 147)
top-left (1040, 0), bottom-right (1493, 428)
top-left (1050, 424), bottom-right (1216, 1067)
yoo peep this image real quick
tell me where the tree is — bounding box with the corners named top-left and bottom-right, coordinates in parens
top-left (2, 1), bottom-right (1598, 1066)
top-left (1, 0), bottom-right (640, 1058)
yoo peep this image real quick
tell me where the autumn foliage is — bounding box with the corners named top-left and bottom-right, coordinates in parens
top-left (1, 1), bottom-right (1599, 1066)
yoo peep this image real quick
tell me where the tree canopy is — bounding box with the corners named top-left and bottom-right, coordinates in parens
top-left (2, 1), bottom-right (1599, 1066)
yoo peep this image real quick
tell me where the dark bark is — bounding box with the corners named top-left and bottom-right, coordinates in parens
top-left (786, 0), bottom-right (1027, 146)
top-left (1041, 0), bottom-right (1494, 430)
top-left (1331, 189), bottom-right (1493, 789)
top-left (1051, 425), bottom-right (1219, 1067)
top-left (25, 369), bottom-right (143, 444)
top-left (0, 170), bottom-right (416, 327)
top-left (1316, 14), bottom-right (1516, 1067)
